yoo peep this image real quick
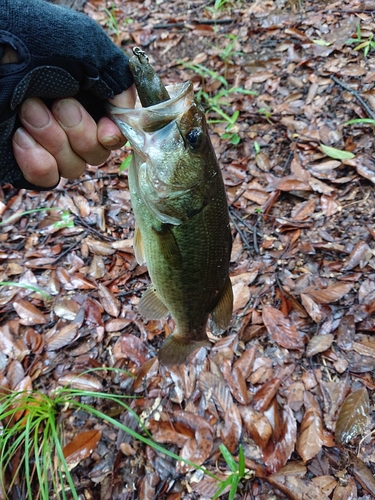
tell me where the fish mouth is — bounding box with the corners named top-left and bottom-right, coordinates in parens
top-left (107, 81), bottom-right (194, 151)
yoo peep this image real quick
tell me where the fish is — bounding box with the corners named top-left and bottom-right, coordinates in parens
top-left (108, 47), bottom-right (233, 365)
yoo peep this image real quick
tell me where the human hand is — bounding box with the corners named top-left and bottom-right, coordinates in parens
top-left (0, 0), bottom-right (134, 189)
top-left (13, 87), bottom-right (136, 188)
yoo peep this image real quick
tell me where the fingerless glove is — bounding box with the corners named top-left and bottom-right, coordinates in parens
top-left (0, 0), bottom-right (133, 189)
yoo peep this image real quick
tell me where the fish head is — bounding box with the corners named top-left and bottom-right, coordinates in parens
top-left (109, 82), bottom-right (217, 225)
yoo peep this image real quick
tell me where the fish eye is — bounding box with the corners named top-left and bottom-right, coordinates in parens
top-left (186, 128), bottom-right (202, 149)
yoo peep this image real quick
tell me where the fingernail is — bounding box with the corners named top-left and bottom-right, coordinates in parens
top-left (13, 128), bottom-right (36, 149)
top-left (101, 135), bottom-right (122, 147)
top-left (21, 99), bottom-right (50, 128)
top-left (54, 99), bottom-right (82, 127)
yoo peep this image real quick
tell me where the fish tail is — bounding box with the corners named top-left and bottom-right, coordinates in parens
top-left (158, 333), bottom-right (211, 366)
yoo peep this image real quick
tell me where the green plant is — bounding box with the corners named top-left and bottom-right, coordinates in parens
top-left (0, 369), bottom-right (233, 499)
top-left (119, 153), bottom-right (132, 174)
top-left (179, 61), bottom-right (256, 145)
top-left (257, 105), bottom-right (273, 124)
top-left (254, 141), bottom-right (261, 155)
top-left (346, 24), bottom-right (375, 57)
top-left (52, 210), bottom-right (74, 230)
top-left (104, 4), bottom-right (120, 38)
top-left (344, 118), bottom-right (375, 126)
top-left (212, 444), bottom-right (250, 499)
top-left (219, 34), bottom-right (243, 65)
top-left (0, 281), bottom-right (50, 299)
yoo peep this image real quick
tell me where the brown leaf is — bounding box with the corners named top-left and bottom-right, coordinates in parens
top-left (58, 373), bottom-right (103, 391)
top-left (262, 306), bottom-right (304, 350)
top-left (342, 241), bottom-right (372, 271)
top-left (219, 358), bottom-right (249, 405)
top-left (296, 394), bottom-right (324, 462)
top-left (84, 237), bottom-right (116, 256)
top-left (239, 405), bottom-right (272, 449)
top-left (303, 282), bottom-right (353, 304)
top-left (173, 411), bottom-right (213, 473)
top-left (53, 298), bottom-right (80, 321)
top-left (332, 477), bottom-right (357, 500)
top-left (13, 299), bottom-right (47, 325)
top-left (335, 387), bottom-right (370, 445)
top-left (344, 153), bottom-right (375, 184)
top-left (300, 294), bottom-right (324, 323)
top-left (63, 430), bottom-right (101, 464)
top-left (98, 283), bottom-right (120, 317)
top-left (267, 463), bottom-right (330, 500)
top-left (252, 377), bottom-right (282, 413)
top-left (45, 324), bottom-right (79, 351)
top-left (263, 405), bottom-right (297, 473)
top-left (350, 455), bottom-right (375, 496)
top-left (306, 334), bottom-right (334, 357)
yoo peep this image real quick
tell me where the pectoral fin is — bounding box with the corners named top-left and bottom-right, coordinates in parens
top-left (134, 225), bottom-right (146, 265)
top-left (210, 276), bottom-right (233, 335)
top-left (138, 286), bottom-right (169, 320)
top-left (152, 224), bottom-right (182, 269)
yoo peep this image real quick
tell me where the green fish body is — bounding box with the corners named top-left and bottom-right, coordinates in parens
top-left (108, 49), bottom-right (233, 365)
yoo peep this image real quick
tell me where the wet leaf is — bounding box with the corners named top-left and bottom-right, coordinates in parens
top-left (335, 387), bottom-right (370, 445)
top-left (57, 373), bottom-right (103, 391)
top-left (45, 324), bottom-right (79, 351)
top-left (262, 307), bottom-right (304, 350)
top-left (12, 299), bottom-right (47, 325)
top-left (296, 394), bottom-right (324, 462)
top-left (63, 430), bottom-right (101, 464)
top-left (306, 334), bottom-right (334, 357)
top-left (303, 283), bottom-right (353, 304)
top-left (97, 283), bottom-right (120, 317)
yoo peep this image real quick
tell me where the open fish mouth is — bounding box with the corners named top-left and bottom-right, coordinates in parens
top-left (107, 81), bottom-right (194, 152)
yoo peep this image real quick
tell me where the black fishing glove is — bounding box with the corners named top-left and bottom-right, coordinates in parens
top-left (0, 0), bottom-right (133, 190)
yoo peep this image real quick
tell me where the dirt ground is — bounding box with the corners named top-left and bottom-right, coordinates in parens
top-left (1, 0), bottom-right (375, 498)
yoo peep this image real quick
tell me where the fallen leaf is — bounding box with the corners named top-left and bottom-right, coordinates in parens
top-left (13, 299), bottom-right (47, 325)
top-left (63, 430), bottom-right (101, 465)
top-left (262, 306), bottom-right (304, 350)
top-left (335, 387), bottom-right (370, 445)
top-left (296, 393), bottom-right (324, 462)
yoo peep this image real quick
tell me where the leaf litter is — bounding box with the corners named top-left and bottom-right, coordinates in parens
top-left (1, 0), bottom-right (375, 498)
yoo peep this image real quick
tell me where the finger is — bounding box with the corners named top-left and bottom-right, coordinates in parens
top-left (52, 98), bottom-right (110, 167)
top-left (98, 85), bottom-right (137, 150)
top-left (13, 128), bottom-right (60, 188)
top-left (20, 98), bottom-right (86, 180)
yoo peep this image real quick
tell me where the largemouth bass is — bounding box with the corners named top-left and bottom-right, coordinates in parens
top-left (108, 48), bottom-right (233, 365)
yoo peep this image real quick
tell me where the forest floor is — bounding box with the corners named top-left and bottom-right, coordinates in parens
top-left (1, 0), bottom-right (375, 499)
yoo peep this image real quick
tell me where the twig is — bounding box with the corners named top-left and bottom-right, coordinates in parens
top-left (153, 19), bottom-right (234, 29)
top-left (230, 208), bottom-right (263, 237)
top-left (229, 211), bottom-right (253, 254)
top-left (331, 75), bottom-right (375, 120)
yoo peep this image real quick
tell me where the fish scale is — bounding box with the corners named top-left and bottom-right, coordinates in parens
top-left (108, 47), bottom-right (233, 365)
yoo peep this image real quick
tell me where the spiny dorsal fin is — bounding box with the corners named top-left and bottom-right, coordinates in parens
top-left (138, 286), bottom-right (169, 320)
top-left (210, 275), bottom-right (233, 335)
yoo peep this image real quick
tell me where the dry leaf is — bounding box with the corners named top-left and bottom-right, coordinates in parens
top-left (303, 283), bottom-right (353, 304)
top-left (45, 324), bottom-right (79, 351)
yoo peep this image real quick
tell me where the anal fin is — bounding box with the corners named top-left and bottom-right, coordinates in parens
top-left (138, 286), bottom-right (169, 320)
top-left (210, 275), bottom-right (233, 335)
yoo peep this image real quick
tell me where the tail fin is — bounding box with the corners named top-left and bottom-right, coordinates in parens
top-left (158, 334), bottom-right (211, 366)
